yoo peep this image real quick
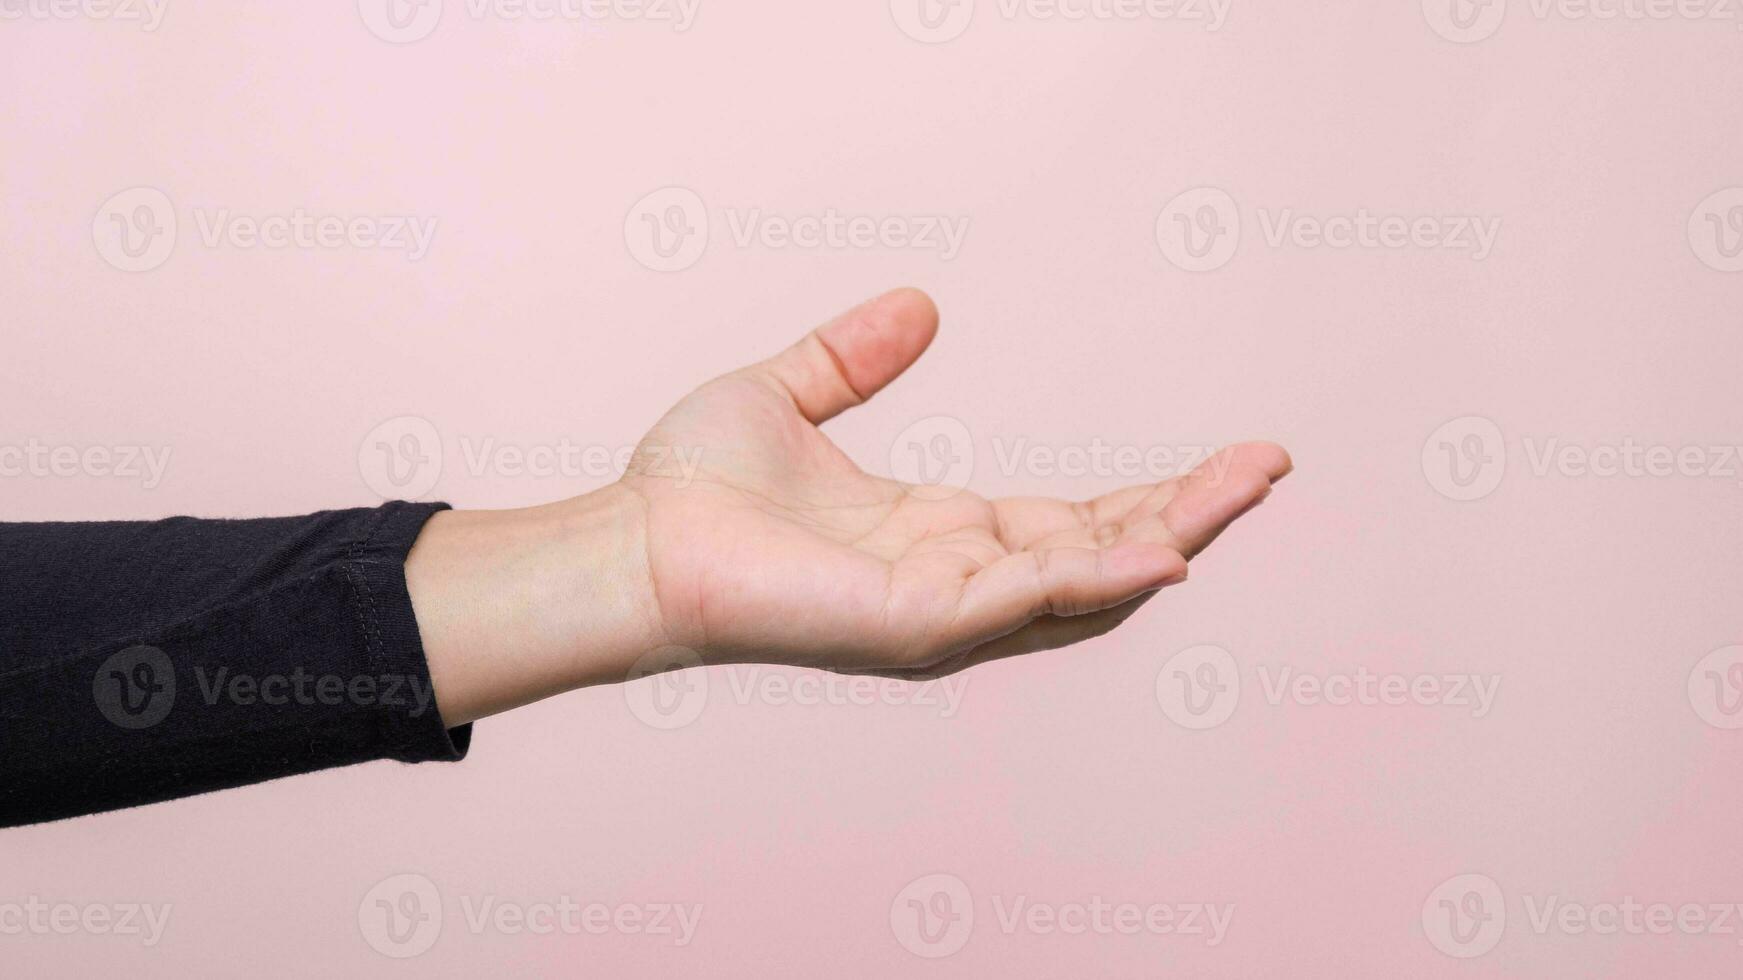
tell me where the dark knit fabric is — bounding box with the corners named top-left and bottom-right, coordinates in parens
top-left (0, 501), bottom-right (470, 828)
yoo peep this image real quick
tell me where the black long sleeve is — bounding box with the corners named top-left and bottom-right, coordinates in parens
top-left (0, 501), bottom-right (471, 828)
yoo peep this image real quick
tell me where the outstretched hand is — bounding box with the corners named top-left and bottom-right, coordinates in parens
top-left (410, 289), bottom-right (1291, 725)
top-left (623, 288), bottom-right (1290, 678)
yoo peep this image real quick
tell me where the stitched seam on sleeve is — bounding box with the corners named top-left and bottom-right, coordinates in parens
top-left (342, 527), bottom-right (395, 750)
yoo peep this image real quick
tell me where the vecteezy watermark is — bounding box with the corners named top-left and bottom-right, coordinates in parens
top-left (890, 874), bottom-right (975, 958)
top-left (887, 414), bottom-right (1229, 500)
top-left (0, 898), bottom-right (172, 947)
top-left (191, 667), bottom-right (438, 718)
top-left (1156, 644), bottom-right (1501, 730)
top-left (1422, 873), bottom-right (1508, 958)
top-left (1689, 188), bottom-right (1743, 272)
top-left (359, 874), bottom-right (443, 958)
top-left (1422, 872), bottom-right (1743, 958)
top-left (1421, 416), bottom-right (1507, 502)
top-left (357, 415), bottom-right (703, 500)
top-left (358, 416), bottom-right (444, 500)
top-left (623, 647), bottom-right (709, 729)
top-left (888, 0), bottom-right (1231, 43)
top-left (357, 873), bottom-right (701, 958)
top-left (0, 0), bottom-right (168, 30)
top-left (92, 187), bottom-right (438, 273)
top-left (1424, 0), bottom-right (1743, 44)
top-left (1689, 645), bottom-right (1743, 729)
top-left (93, 645), bottom-right (441, 730)
top-left (1420, 0), bottom-right (1508, 42)
top-left (888, 873), bottom-right (1233, 959)
top-left (91, 187), bottom-right (177, 273)
top-left (0, 440), bottom-right (172, 489)
top-left (1422, 415), bottom-right (1743, 502)
top-left (93, 645), bottom-right (177, 730)
top-left (1155, 187), bottom-right (1501, 271)
top-left (623, 186), bottom-right (969, 272)
top-left (357, 0), bottom-right (699, 43)
top-left (620, 647), bottom-right (969, 730)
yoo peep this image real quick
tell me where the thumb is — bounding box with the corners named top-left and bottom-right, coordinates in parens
top-left (745, 287), bottom-right (939, 424)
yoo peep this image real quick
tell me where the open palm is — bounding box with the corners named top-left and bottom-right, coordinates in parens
top-left (620, 289), bottom-right (1290, 678)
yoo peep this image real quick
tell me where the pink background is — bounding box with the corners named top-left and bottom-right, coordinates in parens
top-left (5, 1), bottom-right (1743, 976)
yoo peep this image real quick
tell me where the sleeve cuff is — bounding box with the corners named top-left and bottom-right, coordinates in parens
top-left (348, 500), bottom-right (473, 763)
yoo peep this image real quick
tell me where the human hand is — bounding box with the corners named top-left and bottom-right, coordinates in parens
top-left (409, 289), bottom-right (1291, 725)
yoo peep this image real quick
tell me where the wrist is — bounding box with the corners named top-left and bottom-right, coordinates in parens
top-left (407, 483), bottom-right (664, 726)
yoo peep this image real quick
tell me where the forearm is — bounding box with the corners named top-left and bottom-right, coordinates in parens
top-left (406, 484), bottom-right (666, 726)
